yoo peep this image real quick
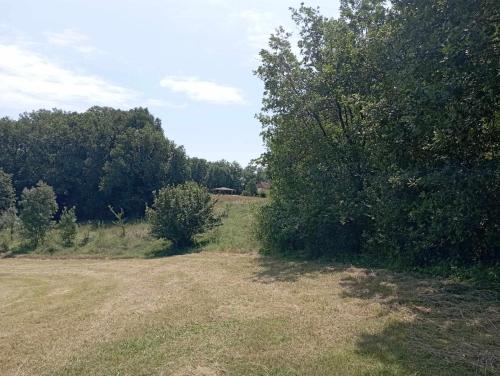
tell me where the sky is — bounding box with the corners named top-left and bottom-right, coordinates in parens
top-left (0, 0), bottom-right (340, 165)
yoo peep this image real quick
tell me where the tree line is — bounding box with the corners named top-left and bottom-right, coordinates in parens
top-left (0, 170), bottom-right (220, 249)
top-left (0, 107), bottom-right (266, 220)
top-left (256, 0), bottom-right (499, 267)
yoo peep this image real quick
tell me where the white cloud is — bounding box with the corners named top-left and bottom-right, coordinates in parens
top-left (239, 9), bottom-right (275, 50)
top-left (44, 28), bottom-right (99, 54)
top-left (160, 76), bottom-right (245, 105)
top-left (237, 9), bottom-right (301, 64)
top-left (0, 44), bottom-right (178, 112)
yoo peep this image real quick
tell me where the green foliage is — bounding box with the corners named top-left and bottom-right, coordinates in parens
top-left (189, 158), bottom-right (258, 196)
top-left (0, 106), bottom-right (262, 219)
top-left (0, 107), bottom-right (190, 219)
top-left (1, 196), bottom-right (264, 259)
top-left (241, 161), bottom-right (267, 196)
top-left (188, 157), bottom-right (210, 185)
top-left (0, 168), bottom-right (16, 213)
top-left (256, 1), bottom-right (499, 266)
top-left (146, 182), bottom-right (221, 247)
top-left (19, 181), bottom-right (58, 245)
top-left (99, 125), bottom-right (173, 217)
top-left (204, 160), bottom-right (243, 192)
top-left (58, 207), bottom-right (78, 246)
top-left (0, 207), bottom-right (19, 242)
top-left (167, 144), bottom-right (191, 185)
top-left (0, 169), bottom-right (18, 243)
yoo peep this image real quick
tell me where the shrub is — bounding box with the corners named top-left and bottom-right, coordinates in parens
top-left (19, 181), bottom-right (58, 245)
top-left (146, 181), bottom-right (220, 247)
top-left (59, 207), bottom-right (78, 246)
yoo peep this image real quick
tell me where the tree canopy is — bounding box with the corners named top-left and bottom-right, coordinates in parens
top-left (256, 0), bottom-right (499, 266)
top-left (0, 107), bottom-right (190, 218)
top-left (0, 107), bottom-right (267, 219)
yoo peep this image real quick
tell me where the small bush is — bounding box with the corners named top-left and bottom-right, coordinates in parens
top-left (146, 181), bottom-right (220, 247)
top-left (19, 181), bottom-right (58, 245)
top-left (59, 207), bottom-right (78, 246)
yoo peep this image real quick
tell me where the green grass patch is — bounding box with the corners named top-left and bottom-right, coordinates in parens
top-left (0, 195), bottom-right (266, 259)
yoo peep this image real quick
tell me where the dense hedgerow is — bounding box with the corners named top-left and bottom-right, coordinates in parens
top-left (256, 1), bottom-right (499, 267)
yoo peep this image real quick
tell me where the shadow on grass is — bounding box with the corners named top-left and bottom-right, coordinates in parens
top-left (252, 252), bottom-right (346, 283)
top-left (340, 269), bottom-right (500, 375)
top-left (252, 251), bottom-right (499, 374)
top-left (143, 239), bottom-right (211, 259)
top-left (1, 242), bottom-right (37, 258)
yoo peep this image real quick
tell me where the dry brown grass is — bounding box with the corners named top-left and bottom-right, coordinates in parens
top-left (1, 252), bottom-right (498, 375)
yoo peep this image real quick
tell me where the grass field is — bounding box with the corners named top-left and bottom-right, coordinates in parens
top-left (1, 196), bottom-right (499, 375)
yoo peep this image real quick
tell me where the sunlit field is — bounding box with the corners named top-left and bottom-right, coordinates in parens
top-left (1, 0), bottom-right (498, 374)
top-left (1, 197), bottom-right (498, 376)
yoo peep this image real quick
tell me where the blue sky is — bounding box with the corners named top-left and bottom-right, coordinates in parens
top-left (1, 0), bottom-right (340, 165)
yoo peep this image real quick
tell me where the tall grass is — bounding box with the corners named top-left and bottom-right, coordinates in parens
top-left (0, 195), bottom-right (266, 259)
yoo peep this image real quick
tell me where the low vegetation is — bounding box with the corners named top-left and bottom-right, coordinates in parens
top-left (0, 195), bottom-right (262, 259)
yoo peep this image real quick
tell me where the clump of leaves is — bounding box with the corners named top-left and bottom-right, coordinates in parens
top-left (146, 181), bottom-right (221, 247)
top-left (59, 206), bottom-right (78, 247)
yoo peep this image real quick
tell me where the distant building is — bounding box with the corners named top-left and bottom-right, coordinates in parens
top-left (256, 181), bottom-right (271, 196)
top-left (211, 187), bottom-right (236, 195)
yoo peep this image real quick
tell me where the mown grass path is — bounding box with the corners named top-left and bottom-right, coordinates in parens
top-left (1, 252), bottom-right (498, 375)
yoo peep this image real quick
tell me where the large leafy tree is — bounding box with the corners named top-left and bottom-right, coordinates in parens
top-left (0, 107), bottom-right (189, 219)
top-left (363, 0), bottom-right (500, 264)
top-left (204, 160), bottom-right (243, 192)
top-left (189, 157), bottom-right (210, 185)
top-left (256, 3), bottom-right (384, 255)
top-left (256, 0), bottom-right (499, 265)
top-left (100, 124), bottom-right (172, 216)
top-left (167, 143), bottom-right (191, 185)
